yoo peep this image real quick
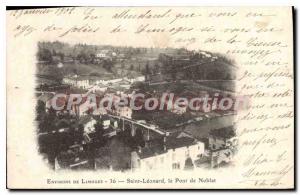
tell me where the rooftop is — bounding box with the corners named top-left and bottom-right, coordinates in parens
top-left (78, 115), bottom-right (95, 125)
top-left (209, 126), bottom-right (236, 139)
top-left (138, 143), bottom-right (164, 159)
top-left (137, 136), bottom-right (198, 159)
top-left (37, 93), bottom-right (54, 103)
top-left (165, 136), bottom-right (197, 150)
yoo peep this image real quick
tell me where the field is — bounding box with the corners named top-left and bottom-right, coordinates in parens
top-left (37, 62), bottom-right (115, 80)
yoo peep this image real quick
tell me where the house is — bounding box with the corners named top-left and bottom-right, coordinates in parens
top-left (63, 75), bottom-right (98, 90)
top-left (100, 115), bottom-right (112, 129)
top-left (97, 78), bottom-right (123, 85)
top-left (210, 148), bottom-right (235, 168)
top-left (126, 76), bottom-right (145, 83)
top-left (71, 95), bottom-right (107, 117)
top-left (89, 83), bottom-right (108, 93)
top-left (83, 115), bottom-right (119, 142)
top-left (114, 106), bottom-right (132, 119)
top-left (37, 92), bottom-right (54, 111)
top-left (79, 116), bottom-right (97, 134)
top-left (96, 49), bottom-right (110, 58)
top-left (131, 135), bottom-right (205, 171)
top-left (208, 126), bottom-right (237, 150)
top-left (95, 50), bottom-right (114, 62)
top-left (171, 105), bottom-right (187, 115)
top-left (114, 79), bottom-right (132, 89)
top-left (76, 77), bottom-right (90, 89)
top-left (63, 74), bottom-right (122, 87)
top-left (62, 75), bottom-right (78, 86)
top-left (208, 126), bottom-right (238, 168)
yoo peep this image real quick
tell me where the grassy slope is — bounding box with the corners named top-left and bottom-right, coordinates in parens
top-left (37, 63), bottom-right (114, 80)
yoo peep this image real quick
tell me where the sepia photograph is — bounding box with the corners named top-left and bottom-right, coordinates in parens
top-left (6, 6), bottom-right (294, 190)
top-left (35, 41), bottom-right (239, 171)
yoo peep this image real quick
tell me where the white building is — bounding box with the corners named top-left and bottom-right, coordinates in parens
top-left (76, 78), bottom-right (90, 89)
top-left (208, 126), bottom-right (238, 168)
top-left (96, 49), bottom-right (110, 58)
top-left (89, 83), bottom-right (108, 93)
top-left (131, 136), bottom-right (205, 171)
top-left (79, 116), bottom-right (97, 134)
top-left (62, 75), bottom-right (91, 89)
top-left (62, 74), bottom-right (144, 92)
top-left (62, 75), bottom-right (78, 86)
top-left (96, 78), bottom-right (123, 85)
top-left (115, 106), bottom-right (132, 119)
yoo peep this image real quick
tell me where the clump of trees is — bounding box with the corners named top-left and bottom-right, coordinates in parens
top-left (36, 101), bottom-right (85, 169)
top-left (37, 48), bottom-right (53, 62)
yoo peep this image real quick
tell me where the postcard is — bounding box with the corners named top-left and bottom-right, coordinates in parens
top-left (6, 7), bottom-right (294, 189)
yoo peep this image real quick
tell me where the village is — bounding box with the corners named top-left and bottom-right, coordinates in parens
top-left (35, 41), bottom-right (238, 172)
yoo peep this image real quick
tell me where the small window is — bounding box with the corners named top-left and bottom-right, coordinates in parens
top-left (172, 163), bottom-right (180, 170)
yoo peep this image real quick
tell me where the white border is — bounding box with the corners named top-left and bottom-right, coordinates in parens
top-left (2, 1), bottom-right (298, 194)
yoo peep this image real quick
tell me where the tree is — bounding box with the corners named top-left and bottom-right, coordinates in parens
top-left (57, 119), bottom-right (69, 129)
top-left (37, 48), bottom-right (53, 62)
top-left (38, 107), bottom-right (57, 133)
top-left (144, 62), bottom-right (150, 75)
top-left (77, 51), bottom-right (88, 64)
top-left (154, 63), bottom-right (160, 73)
top-left (57, 150), bottom-right (75, 169)
top-left (103, 60), bottom-right (113, 72)
top-left (36, 100), bottom-right (46, 121)
top-left (89, 53), bottom-right (96, 64)
top-left (184, 157), bottom-right (194, 170)
top-left (119, 126), bottom-right (132, 146)
top-left (130, 64), bottom-right (134, 71)
top-left (58, 52), bottom-right (65, 61)
top-left (94, 122), bottom-right (105, 146)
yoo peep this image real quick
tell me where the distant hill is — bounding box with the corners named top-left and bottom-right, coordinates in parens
top-left (36, 41), bottom-right (236, 87)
